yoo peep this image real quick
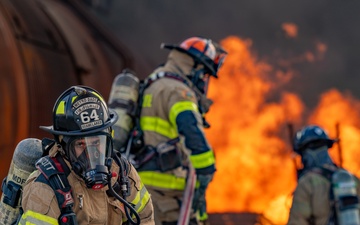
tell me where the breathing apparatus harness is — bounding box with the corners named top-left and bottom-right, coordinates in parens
top-left (35, 138), bottom-right (140, 225)
top-left (304, 165), bottom-right (360, 225)
top-left (126, 71), bottom-right (209, 168)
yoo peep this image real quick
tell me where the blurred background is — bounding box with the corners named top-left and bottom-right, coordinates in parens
top-left (89, 0), bottom-right (360, 109)
top-left (3, 0), bottom-right (360, 224)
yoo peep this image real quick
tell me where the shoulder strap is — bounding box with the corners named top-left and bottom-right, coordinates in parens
top-left (143, 71), bottom-right (191, 90)
top-left (129, 71), bottom-right (188, 150)
top-left (35, 155), bottom-right (78, 225)
top-left (310, 166), bottom-right (336, 182)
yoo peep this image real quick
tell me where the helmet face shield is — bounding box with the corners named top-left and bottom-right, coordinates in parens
top-left (214, 52), bottom-right (227, 72)
top-left (68, 134), bottom-right (110, 172)
top-left (64, 132), bottom-right (113, 189)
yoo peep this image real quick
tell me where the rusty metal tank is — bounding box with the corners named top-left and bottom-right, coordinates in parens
top-left (0, 0), bottom-right (134, 180)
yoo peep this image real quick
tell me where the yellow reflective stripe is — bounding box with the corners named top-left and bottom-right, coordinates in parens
top-left (139, 171), bottom-right (186, 190)
top-left (130, 181), bottom-right (151, 213)
top-left (190, 150), bottom-right (215, 169)
top-left (142, 94), bottom-right (152, 108)
top-left (140, 116), bottom-right (178, 139)
top-left (169, 101), bottom-right (198, 126)
top-left (19, 210), bottom-right (58, 225)
top-left (55, 96), bottom-right (77, 115)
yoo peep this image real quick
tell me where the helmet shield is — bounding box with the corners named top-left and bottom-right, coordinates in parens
top-left (188, 67), bottom-right (211, 95)
top-left (68, 134), bottom-right (109, 171)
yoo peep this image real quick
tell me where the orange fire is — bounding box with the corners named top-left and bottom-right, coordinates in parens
top-left (282, 23), bottom-right (298, 38)
top-left (205, 36), bottom-right (360, 224)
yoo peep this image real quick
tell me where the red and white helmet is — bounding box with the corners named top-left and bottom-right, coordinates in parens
top-left (161, 37), bottom-right (220, 77)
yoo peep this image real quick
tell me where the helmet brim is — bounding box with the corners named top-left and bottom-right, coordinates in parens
top-left (40, 109), bottom-right (118, 136)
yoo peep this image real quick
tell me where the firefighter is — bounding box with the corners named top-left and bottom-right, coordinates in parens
top-left (131, 37), bottom-right (226, 225)
top-left (287, 125), bottom-right (360, 225)
top-left (19, 86), bottom-right (154, 225)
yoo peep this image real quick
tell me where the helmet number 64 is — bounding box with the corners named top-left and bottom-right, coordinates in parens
top-left (80, 109), bottom-right (100, 123)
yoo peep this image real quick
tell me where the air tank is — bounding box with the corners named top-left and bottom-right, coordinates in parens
top-left (108, 69), bottom-right (140, 151)
top-left (332, 169), bottom-right (360, 225)
top-left (0, 138), bottom-right (43, 225)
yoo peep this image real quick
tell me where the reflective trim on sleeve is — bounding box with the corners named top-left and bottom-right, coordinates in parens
top-left (169, 101), bottom-right (198, 127)
top-left (131, 181), bottom-right (151, 213)
top-left (140, 116), bottom-right (178, 139)
top-left (138, 171), bottom-right (186, 190)
top-left (190, 150), bottom-right (216, 169)
top-left (18, 210), bottom-right (58, 225)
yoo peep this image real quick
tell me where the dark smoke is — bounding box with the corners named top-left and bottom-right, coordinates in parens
top-left (87, 0), bottom-right (360, 109)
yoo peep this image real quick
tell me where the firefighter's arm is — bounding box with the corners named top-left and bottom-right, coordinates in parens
top-left (168, 87), bottom-right (216, 175)
top-left (126, 162), bottom-right (154, 225)
top-left (168, 86), bottom-right (216, 216)
top-left (19, 171), bottom-right (60, 224)
top-left (287, 176), bottom-right (313, 225)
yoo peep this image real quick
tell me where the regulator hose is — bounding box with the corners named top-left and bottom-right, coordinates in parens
top-left (107, 153), bottom-right (140, 225)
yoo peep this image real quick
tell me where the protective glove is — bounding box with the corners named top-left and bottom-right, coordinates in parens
top-left (192, 174), bottom-right (213, 213)
top-left (197, 196), bottom-right (208, 223)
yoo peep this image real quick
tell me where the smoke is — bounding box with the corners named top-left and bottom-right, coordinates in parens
top-left (90, 0), bottom-right (360, 109)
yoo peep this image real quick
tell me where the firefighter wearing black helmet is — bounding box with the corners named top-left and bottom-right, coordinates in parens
top-left (19, 86), bottom-right (154, 225)
top-left (287, 125), bottom-right (360, 225)
top-left (131, 37), bottom-right (227, 225)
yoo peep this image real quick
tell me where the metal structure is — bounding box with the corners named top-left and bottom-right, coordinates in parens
top-left (0, 0), bottom-right (134, 180)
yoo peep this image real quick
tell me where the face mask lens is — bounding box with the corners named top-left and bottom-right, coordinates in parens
top-left (69, 135), bottom-right (108, 171)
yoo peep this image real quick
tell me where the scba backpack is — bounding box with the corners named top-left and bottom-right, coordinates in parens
top-left (310, 166), bottom-right (360, 225)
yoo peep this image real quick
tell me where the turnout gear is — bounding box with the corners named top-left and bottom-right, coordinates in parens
top-left (19, 86), bottom-right (154, 225)
top-left (127, 37), bottom-right (225, 224)
top-left (287, 125), bottom-right (360, 225)
top-left (20, 145), bottom-right (153, 225)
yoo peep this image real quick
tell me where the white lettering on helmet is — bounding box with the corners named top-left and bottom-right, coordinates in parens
top-left (81, 120), bottom-right (103, 129)
top-left (74, 103), bottom-right (100, 115)
top-left (73, 97), bottom-right (98, 108)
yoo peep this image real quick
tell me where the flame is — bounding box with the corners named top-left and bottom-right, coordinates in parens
top-left (282, 23), bottom-right (298, 38)
top-left (308, 89), bottom-right (360, 175)
top-left (204, 36), bottom-right (360, 224)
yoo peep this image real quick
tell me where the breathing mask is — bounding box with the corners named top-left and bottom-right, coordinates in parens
top-left (63, 132), bottom-right (113, 189)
